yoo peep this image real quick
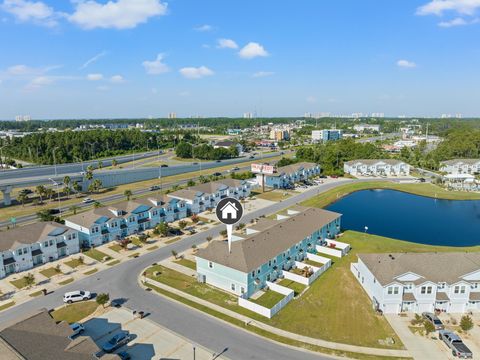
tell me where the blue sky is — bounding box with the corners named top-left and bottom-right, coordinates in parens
top-left (1, 0), bottom-right (480, 119)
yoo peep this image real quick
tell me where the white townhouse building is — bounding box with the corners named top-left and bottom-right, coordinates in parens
top-left (440, 159), bottom-right (480, 175)
top-left (65, 195), bottom-right (187, 247)
top-left (0, 222), bottom-right (80, 279)
top-left (169, 179), bottom-right (251, 215)
top-left (351, 252), bottom-right (480, 314)
top-left (344, 159), bottom-right (410, 177)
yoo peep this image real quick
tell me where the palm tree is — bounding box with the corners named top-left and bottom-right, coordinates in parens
top-left (45, 188), bottom-right (54, 202)
top-left (124, 189), bottom-right (132, 201)
top-left (112, 159), bottom-right (118, 167)
top-left (63, 175), bottom-right (71, 187)
top-left (35, 185), bottom-right (46, 204)
top-left (72, 181), bottom-right (82, 196)
top-left (63, 186), bottom-right (71, 199)
top-left (93, 201), bottom-right (102, 208)
top-left (69, 205), bottom-right (79, 215)
top-left (97, 160), bottom-right (103, 169)
top-left (17, 192), bottom-right (28, 207)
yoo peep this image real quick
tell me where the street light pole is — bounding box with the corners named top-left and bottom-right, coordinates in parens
top-left (49, 178), bottom-right (62, 217)
top-left (52, 146), bottom-right (59, 177)
top-left (0, 145), bottom-right (6, 171)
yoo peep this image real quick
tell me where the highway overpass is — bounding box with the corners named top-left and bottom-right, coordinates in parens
top-left (0, 152), bottom-right (281, 206)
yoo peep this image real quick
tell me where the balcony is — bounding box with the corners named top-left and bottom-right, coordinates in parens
top-left (138, 218), bottom-right (150, 224)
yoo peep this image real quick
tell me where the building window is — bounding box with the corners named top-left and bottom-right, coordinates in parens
top-left (241, 287), bottom-right (245, 294)
top-left (231, 283), bottom-right (236, 291)
top-left (208, 261), bottom-right (213, 269)
top-left (394, 287), bottom-right (399, 295)
top-left (251, 271), bottom-right (255, 277)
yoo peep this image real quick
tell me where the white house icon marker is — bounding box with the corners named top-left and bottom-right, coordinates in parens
top-left (220, 201), bottom-right (238, 220)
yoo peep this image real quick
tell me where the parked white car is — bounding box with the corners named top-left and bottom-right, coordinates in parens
top-left (69, 322), bottom-right (85, 338)
top-left (63, 290), bottom-right (91, 304)
top-left (82, 198), bottom-right (94, 204)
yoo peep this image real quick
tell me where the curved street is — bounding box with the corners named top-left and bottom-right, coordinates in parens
top-left (0, 180), bottom-right (358, 360)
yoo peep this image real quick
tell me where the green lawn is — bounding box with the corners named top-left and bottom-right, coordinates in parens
top-left (108, 244), bottom-right (123, 252)
top-left (301, 181), bottom-right (480, 209)
top-left (51, 301), bottom-right (98, 324)
top-left (83, 249), bottom-right (111, 262)
top-left (303, 259), bottom-right (324, 267)
top-left (250, 290), bottom-right (285, 308)
top-left (58, 278), bottom-right (74, 285)
top-left (106, 259), bottom-right (120, 266)
top-left (40, 267), bottom-right (62, 278)
top-left (29, 290), bottom-right (44, 297)
top-left (174, 258), bottom-right (196, 270)
top-left (131, 237), bottom-right (146, 247)
top-left (278, 279), bottom-right (306, 296)
top-left (64, 258), bottom-right (84, 269)
top-left (10, 277), bottom-right (33, 289)
top-left (128, 252), bottom-right (140, 258)
top-left (147, 245), bottom-right (159, 251)
top-left (253, 190), bottom-right (297, 202)
top-left (83, 268), bottom-right (98, 275)
top-left (0, 301), bottom-right (15, 312)
top-left (165, 236), bottom-right (181, 244)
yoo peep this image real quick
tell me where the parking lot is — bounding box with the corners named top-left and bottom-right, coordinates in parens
top-left (81, 307), bottom-right (226, 360)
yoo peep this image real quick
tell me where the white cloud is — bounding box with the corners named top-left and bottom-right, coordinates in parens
top-left (80, 51), bottom-right (107, 69)
top-left (179, 66), bottom-right (214, 79)
top-left (69, 0), bottom-right (167, 30)
top-left (238, 42), bottom-right (269, 59)
top-left (1, 0), bottom-right (60, 27)
top-left (110, 75), bottom-right (125, 83)
top-left (194, 24), bottom-right (212, 32)
top-left (306, 96), bottom-right (317, 103)
top-left (142, 53), bottom-right (170, 75)
top-left (417, 0), bottom-right (480, 16)
top-left (87, 73), bottom-right (103, 81)
top-left (7, 64), bottom-right (34, 75)
top-left (438, 16), bottom-right (479, 26)
top-left (396, 59), bottom-right (417, 68)
top-left (252, 71), bottom-right (274, 78)
top-left (217, 38), bottom-right (238, 49)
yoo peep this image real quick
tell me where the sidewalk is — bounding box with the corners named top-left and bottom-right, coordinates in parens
top-left (141, 277), bottom-right (411, 358)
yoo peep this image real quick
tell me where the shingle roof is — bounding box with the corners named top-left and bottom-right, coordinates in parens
top-left (358, 252), bottom-right (480, 286)
top-left (0, 222), bottom-right (71, 252)
top-left (440, 159), bottom-right (480, 166)
top-left (168, 189), bottom-right (203, 201)
top-left (189, 182), bottom-right (228, 194)
top-left (196, 207), bottom-right (341, 272)
top-left (0, 309), bottom-right (101, 360)
top-left (269, 162), bottom-right (318, 177)
top-left (344, 159), bottom-right (407, 166)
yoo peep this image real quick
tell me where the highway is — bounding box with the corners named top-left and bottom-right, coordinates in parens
top-left (0, 181), bottom-right (355, 360)
top-left (0, 151), bottom-right (162, 180)
top-left (0, 152), bottom-right (281, 228)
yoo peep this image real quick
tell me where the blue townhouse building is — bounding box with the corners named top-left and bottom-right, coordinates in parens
top-left (64, 195), bottom-right (187, 247)
top-left (257, 162), bottom-right (321, 189)
top-left (195, 206), bottom-right (341, 298)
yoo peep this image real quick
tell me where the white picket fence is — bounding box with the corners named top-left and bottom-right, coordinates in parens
top-left (238, 281), bottom-right (294, 318)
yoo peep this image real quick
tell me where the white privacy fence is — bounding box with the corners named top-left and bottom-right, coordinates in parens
top-left (238, 281), bottom-right (294, 318)
top-left (316, 239), bottom-right (350, 258)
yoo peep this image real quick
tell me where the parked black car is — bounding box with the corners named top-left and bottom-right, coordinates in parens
top-left (102, 332), bottom-right (131, 353)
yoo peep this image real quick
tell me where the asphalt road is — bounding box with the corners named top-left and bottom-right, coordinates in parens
top-left (0, 152), bottom-right (281, 227)
top-left (0, 180), bottom-right (354, 360)
top-left (0, 151), bottom-right (161, 180)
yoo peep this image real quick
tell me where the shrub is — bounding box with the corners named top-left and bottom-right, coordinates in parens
top-left (424, 320), bottom-right (435, 335)
top-left (171, 250), bottom-right (178, 259)
top-left (96, 293), bottom-right (110, 308)
top-left (460, 315), bottom-right (474, 332)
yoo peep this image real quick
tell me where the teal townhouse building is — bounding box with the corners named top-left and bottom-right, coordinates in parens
top-left (169, 179), bottom-right (252, 215)
top-left (256, 162), bottom-right (321, 189)
top-left (195, 206), bottom-right (341, 298)
top-left (64, 195), bottom-right (187, 247)
top-left (0, 222), bottom-right (80, 279)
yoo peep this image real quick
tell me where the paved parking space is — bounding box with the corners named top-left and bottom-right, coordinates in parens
top-left (82, 307), bottom-right (227, 360)
top-left (386, 313), bottom-right (480, 360)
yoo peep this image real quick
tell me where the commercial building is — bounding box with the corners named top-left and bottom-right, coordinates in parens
top-left (64, 196), bottom-right (187, 247)
top-left (269, 129), bottom-right (290, 141)
top-left (169, 179), bottom-right (252, 215)
top-left (353, 124), bottom-right (380, 133)
top-left (0, 309), bottom-right (106, 360)
top-left (351, 252), bottom-right (480, 314)
top-left (196, 206), bottom-right (342, 298)
top-left (0, 222), bottom-right (80, 279)
top-left (440, 159), bottom-right (480, 175)
top-left (254, 162), bottom-right (320, 189)
top-left (213, 140), bottom-right (243, 154)
top-left (311, 129), bottom-right (343, 142)
top-left (344, 159), bottom-right (410, 177)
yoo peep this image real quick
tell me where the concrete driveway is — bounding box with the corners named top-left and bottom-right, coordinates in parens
top-left (82, 307), bottom-right (227, 360)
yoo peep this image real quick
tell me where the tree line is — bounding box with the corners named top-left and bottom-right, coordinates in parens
top-left (175, 141), bottom-right (239, 160)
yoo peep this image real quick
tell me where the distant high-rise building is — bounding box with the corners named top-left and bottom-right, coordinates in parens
top-left (15, 115), bottom-right (31, 122)
top-left (441, 114), bottom-right (452, 119)
top-left (304, 112), bottom-right (313, 118)
top-left (371, 112), bottom-right (385, 118)
top-left (168, 112), bottom-right (177, 119)
top-left (243, 112), bottom-right (253, 119)
top-left (455, 113), bottom-right (463, 119)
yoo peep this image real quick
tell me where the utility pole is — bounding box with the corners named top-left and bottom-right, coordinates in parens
top-left (53, 146), bottom-right (59, 177)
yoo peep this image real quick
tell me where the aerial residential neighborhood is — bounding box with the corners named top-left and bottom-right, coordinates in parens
top-left (2, 1), bottom-right (480, 360)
